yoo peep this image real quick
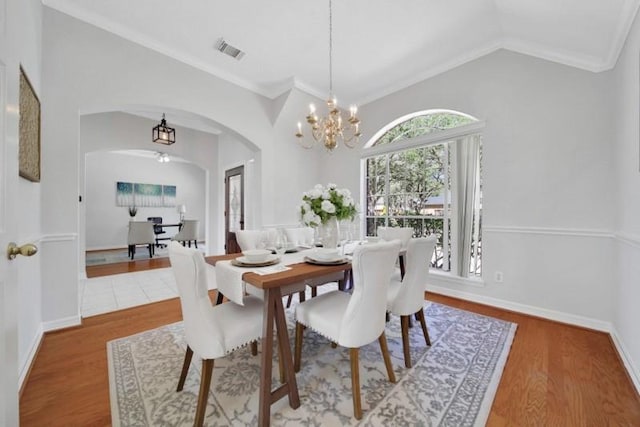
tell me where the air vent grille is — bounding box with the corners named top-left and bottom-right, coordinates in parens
top-left (215, 38), bottom-right (245, 60)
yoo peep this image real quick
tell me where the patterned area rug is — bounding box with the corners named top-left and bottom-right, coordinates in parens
top-left (108, 301), bottom-right (516, 426)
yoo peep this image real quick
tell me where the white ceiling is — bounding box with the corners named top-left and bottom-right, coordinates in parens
top-left (44, 0), bottom-right (639, 106)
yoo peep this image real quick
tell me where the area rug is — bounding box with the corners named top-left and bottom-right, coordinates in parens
top-left (108, 301), bottom-right (516, 426)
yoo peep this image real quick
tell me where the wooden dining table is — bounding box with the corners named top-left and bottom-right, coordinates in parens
top-left (205, 252), bottom-right (352, 427)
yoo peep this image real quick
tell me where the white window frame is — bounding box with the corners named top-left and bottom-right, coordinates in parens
top-left (360, 118), bottom-right (484, 277)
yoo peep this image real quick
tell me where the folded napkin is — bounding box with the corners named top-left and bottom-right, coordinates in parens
top-left (215, 260), bottom-right (246, 305)
top-left (253, 265), bottom-right (291, 275)
top-left (215, 258), bottom-right (301, 304)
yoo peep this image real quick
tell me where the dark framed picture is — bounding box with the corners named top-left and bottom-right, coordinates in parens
top-left (19, 66), bottom-right (41, 182)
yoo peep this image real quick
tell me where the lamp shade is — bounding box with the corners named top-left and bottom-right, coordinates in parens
top-left (153, 114), bottom-right (175, 145)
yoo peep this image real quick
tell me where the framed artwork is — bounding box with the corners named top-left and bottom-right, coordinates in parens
top-left (19, 66), bottom-right (41, 182)
top-left (116, 181), bottom-right (177, 207)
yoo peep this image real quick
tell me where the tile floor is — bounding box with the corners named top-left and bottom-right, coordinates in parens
top-left (81, 268), bottom-right (215, 317)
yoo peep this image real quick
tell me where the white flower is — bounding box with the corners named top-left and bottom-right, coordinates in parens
top-left (301, 202), bottom-right (311, 213)
top-left (344, 196), bottom-right (354, 206)
top-left (322, 190), bottom-right (331, 200)
top-left (321, 200), bottom-right (336, 214)
top-left (327, 183), bottom-right (337, 190)
top-left (314, 184), bottom-right (324, 190)
top-left (309, 188), bottom-right (322, 199)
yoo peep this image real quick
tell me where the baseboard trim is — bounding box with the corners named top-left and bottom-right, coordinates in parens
top-left (42, 315), bottom-right (82, 332)
top-left (427, 284), bottom-right (612, 332)
top-left (609, 328), bottom-right (640, 395)
top-left (18, 324), bottom-right (44, 397)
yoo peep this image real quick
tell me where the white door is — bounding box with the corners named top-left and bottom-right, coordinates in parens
top-left (0, 34), bottom-right (22, 427)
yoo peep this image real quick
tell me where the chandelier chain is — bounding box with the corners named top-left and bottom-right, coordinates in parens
top-left (329, 0), bottom-right (333, 96)
top-left (294, 0), bottom-right (360, 151)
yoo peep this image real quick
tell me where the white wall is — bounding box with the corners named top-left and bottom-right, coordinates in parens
top-left (324, 49), bottom-right (616, 328)
top-left (40, 8), bottom-right (323, 325)
top-left (85, 152), bottom-right (206, 250)
top-left (80, 112), bottom-right (211, 252)
top-left (611, 7), bottom-right (640, 391)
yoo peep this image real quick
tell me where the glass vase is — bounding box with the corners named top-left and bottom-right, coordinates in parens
top-left (319, 217), bottom-right (340, 249)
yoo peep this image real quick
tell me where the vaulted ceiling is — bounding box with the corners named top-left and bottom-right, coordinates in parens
top-left (44, 0), bottom-right (639, 106)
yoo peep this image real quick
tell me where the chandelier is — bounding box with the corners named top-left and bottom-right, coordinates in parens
top-left (152, 113), bottom-right (175, 145)
top-left (295, 0), bottom-right (361, 151)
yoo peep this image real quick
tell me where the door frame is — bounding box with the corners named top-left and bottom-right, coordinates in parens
top-left (224, 165), bottom-right (244, 254)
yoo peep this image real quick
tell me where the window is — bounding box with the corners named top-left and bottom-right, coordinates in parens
top-left (363, 110), bottom-right (482, 277)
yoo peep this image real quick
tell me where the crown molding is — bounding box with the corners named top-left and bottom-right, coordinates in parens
top-left (43, 0), bottom-right (640, 104)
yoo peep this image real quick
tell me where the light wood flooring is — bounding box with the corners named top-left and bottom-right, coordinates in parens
top-left (18, 261), bottom-right (640, 426)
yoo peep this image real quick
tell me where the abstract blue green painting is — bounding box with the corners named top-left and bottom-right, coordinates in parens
top-left (162, 185), bottom-right (176, 207)
top-left (116, 182), bottom-right (134, 206)
top-left (116, 181), bottom-right (177, 207)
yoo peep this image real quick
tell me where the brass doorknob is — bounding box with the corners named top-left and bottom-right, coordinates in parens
top-left (6, 242), bottom-right (38, 260)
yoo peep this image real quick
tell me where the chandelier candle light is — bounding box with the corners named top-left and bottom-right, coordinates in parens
top-left (295, 0), bottom-right (361, 151)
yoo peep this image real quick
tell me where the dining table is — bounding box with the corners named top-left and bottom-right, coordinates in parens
top-left (205, 248), bottom-right (353, 427)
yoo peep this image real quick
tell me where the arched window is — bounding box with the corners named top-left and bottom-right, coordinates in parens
top-left (362, 110), bottom-right (483, 278)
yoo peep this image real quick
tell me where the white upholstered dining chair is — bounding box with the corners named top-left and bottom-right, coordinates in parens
top-left (169, 241), bottom-right (263, 427)
top-left (293, 240), bottom-right (401, 420)
top-left (285, 226), bottom-right (346, 300)
top-left (172, 219), bottom-right (199, 248)
top-left (127, 221), bottom-right (156, 260)
top-left (377, 226), bottom-right (414, 278)
top-left (387, 236), bottom-right (437, 368)
top-left (377, 226), bottom-right (414, 249)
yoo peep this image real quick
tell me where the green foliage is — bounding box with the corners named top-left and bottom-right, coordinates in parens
top-left (374, 113), bottom-right (473, 146)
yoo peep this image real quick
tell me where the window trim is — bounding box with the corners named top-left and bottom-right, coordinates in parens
top-left (361, 121), bottom-right (485, 158)
top-left (359, 115), bottom-right (485, 278)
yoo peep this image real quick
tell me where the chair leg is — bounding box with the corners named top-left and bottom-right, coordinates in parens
top-left (194, 359), bottom-right (214, 427)
top-left (378, 333), bottom-right (396, 383)
top-left (311, 287), bottom-right (317, 298)
top-left (194, 240), bottom-right (198, 248)
top-left (148, 244), bottom-right (153, 258)
top-left (401, 315), bottom-right (412, 368)
top-left (294, 322), bottom-right (304, 372)
top-left (299, 290), bottom-right (305, 303)
top-left (416, 309), bottom-right (431, 346)
top-left (286, 294), bottom-right (293, 308)
top-left (251, 341), bottom-right (258, 356)
top-left (177, 346), bottom-right (194, 392)
top-left (349, 348), bottom-right (362, 420)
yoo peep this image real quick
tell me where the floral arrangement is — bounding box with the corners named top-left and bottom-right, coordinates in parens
top-left (300, 183), bottom-right (357, 227)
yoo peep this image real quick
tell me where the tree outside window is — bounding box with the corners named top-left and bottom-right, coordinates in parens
top-left (364, 111), bottom-right (482, 277)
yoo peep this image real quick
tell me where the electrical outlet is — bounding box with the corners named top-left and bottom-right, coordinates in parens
top-left (494, 271), bottom-right (504, 283)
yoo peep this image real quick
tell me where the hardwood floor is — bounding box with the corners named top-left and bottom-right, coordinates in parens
top-left (19, 262), bottom-right (640, 426)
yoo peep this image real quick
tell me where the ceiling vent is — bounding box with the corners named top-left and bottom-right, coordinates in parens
top-left (215, 38), bottom-right (245, 60)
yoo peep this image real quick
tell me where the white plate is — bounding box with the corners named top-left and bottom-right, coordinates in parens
top-left (235, 254), bottom-right (279, 266)
top-left (306, 252), bottom-right (344, 263)
top-left (304, 256), bottom-right (349, 266)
